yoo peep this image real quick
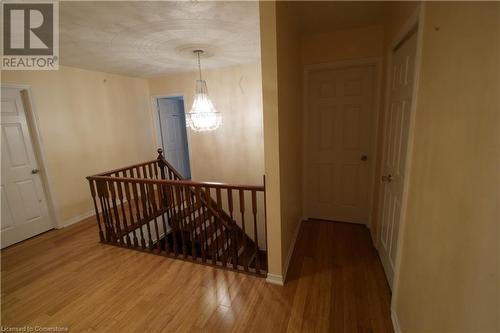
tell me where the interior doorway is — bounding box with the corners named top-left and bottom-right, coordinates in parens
top-left (154, 96), bottom-right (191, 179)
top-left (304, 60), bottom-right (381, 225)
top-left (378, 27), bottom-right (419, 290)
top-left (1, 86), bottom-right (54, 248)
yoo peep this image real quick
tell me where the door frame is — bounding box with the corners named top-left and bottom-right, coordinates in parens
top-left (150, 94), bottom-right (192, 177)
top-left (377, 4), bottom-right (425, 325)
top-left (302, 57), bottom-right (383, 229)
top-left (1, 83), bottom-right (59, 229)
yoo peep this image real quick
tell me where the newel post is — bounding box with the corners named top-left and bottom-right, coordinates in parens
top-left (156, 148), bottom-right (169, 209)
top-left (156, 148), bottom-right (167, 177)
top-left (156, 147), bottom-right (165, 162)
top-left (87, 177), bottom-right (104, 242)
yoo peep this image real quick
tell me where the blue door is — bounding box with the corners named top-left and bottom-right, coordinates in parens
top-left (157, 97), bottom-right (191, 179)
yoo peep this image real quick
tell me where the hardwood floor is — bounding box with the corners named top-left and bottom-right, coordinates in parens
top-left (1, 218), bottom-right (393, 332)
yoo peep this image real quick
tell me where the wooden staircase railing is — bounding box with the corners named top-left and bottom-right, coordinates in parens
top-left (86, 149), bottom-right (267, 276)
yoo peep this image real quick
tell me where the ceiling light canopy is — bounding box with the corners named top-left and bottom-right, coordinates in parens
top-left (186, 50), bottom-right (221, 132)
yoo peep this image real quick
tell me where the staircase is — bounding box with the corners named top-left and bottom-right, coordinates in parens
top-left (87, 149), bottom-right (267, 276)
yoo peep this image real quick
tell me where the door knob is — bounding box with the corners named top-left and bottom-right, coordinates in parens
top-left (361, 155), bottom-right (368, 161)
top-left (381, 174), bottom-right (392, 183)
top-left (31, 168), bottom-right (40, 174)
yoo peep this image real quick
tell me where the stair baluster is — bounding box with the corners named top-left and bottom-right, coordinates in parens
top-left (87, 149), bottom-right (268, 276)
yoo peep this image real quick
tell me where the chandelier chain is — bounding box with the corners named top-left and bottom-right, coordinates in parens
top-left (196, 50), bottom-right (202, 81)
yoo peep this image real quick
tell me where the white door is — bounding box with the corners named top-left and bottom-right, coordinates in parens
top-left (1, 87), bottom-right (53, 248)
top-left (157, 98), bottom-right (191, 179)
top-left (378, 30), bottom-right (418, 289)
top-left (305, 65), bottom-right (377, 224)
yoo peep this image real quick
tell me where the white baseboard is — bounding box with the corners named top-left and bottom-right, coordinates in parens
top-left (57, 209), bottom-right (96, 229)
top-left (282, 219), bottom-right (302, 282)
top-left (265, 273), bottom-right (284, 286)
top-left (391, 309), bottom-right (401, 333)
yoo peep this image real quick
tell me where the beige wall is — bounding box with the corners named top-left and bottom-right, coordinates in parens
top-left (258, 0), bottom-right (307, 278)
top-left (259, 1), bottom-right (283, 277)
top-left (394, 2), bottom-right (500, 331)
top-left (387, 1), bottom-right (420, 43)
top-left (275, 1), bottom-right (304, 274)
top-left (147, 63), bottom-right (264, 185)
top-left (301, 25), bottom-right (385, 65)
top-left (1, 66), bottom-right (155, 225)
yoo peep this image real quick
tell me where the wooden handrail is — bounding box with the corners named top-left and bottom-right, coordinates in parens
top-left (89, 159), bottom-right (159, 177)
top-left (87, 175), bottom-right (265, 192)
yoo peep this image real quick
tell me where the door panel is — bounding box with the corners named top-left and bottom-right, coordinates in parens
top-left (340, 164), bottom-right (359, 205)
top-left (1, 87), bottom-right (52, 248)
top-left (17, 179), bottom-right (43, 221)
top-left (342, 105), bottom-right (361, 148)
top-left (3, 123), bottom-right (30, 166)
top-left (378, 30), bottom-right (418, 289)
top-left (317, 164), bottom-right (334, 203)
top-left (305, 65), bottom-right (377, 224)
top-left (1, 186), bottom-right (14, 230)
top-left (157, 98), bottom-right (191, 179)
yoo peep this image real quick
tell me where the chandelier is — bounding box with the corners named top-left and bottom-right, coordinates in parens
top-left (186, 50), bottom-right (222, 132)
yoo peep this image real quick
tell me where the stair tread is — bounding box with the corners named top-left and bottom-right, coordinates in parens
top-left (165, 192), bottom-right (262, 270)
top-left (169, 201), bottom-right (202, 220)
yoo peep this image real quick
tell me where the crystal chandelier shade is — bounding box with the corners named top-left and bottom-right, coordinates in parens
top-left (186, 50), bottom-right (221, 132)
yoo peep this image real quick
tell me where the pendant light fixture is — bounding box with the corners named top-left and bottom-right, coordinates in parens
top-left (186, 49), bottom-right (221, 132)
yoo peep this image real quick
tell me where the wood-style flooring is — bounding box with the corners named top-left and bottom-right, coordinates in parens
top-left (1, 218), bottom-right (393, 332)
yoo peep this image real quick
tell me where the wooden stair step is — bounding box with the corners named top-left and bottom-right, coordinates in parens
top-left (164, 194), bottom-right (263, 270)
top-left (169, 201), bottom-right (202, 220)
top-left (175, 214), bottom-right (228, 254)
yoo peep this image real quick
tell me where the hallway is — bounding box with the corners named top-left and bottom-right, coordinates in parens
top-left (1, 219), bottom-right (392, 332)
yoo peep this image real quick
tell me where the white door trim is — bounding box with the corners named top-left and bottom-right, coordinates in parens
top-left (1, 83), bottom-right (59, 229)
top-left (302, 57), bottom-right (383, 229)
top-left (377, 3), bottom-right (426, 319)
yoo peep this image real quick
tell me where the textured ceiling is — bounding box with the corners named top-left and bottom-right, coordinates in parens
top-left (60, 1), bottom-right (261, 78)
